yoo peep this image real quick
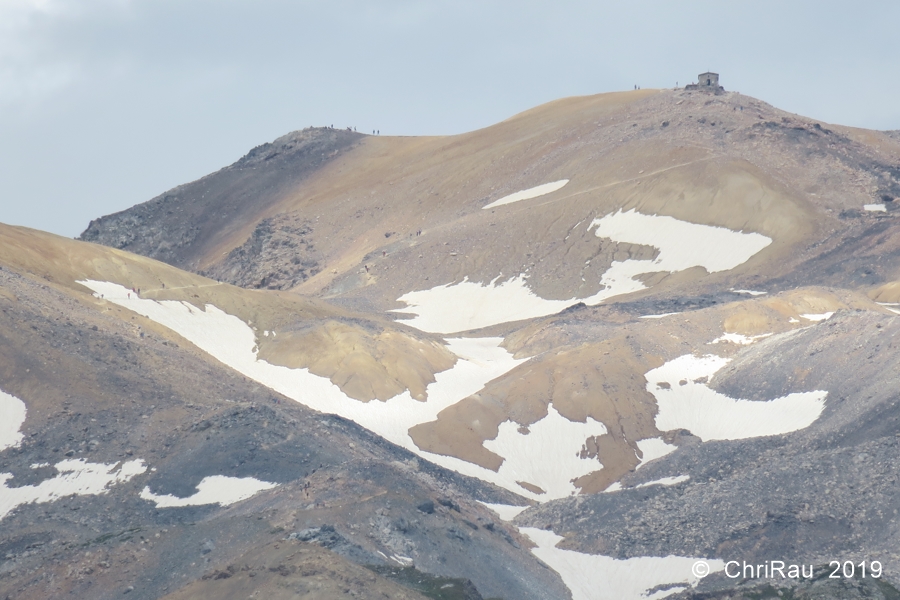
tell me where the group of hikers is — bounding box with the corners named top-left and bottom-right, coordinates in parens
top-left (326, 124), bottom-right (380, 135)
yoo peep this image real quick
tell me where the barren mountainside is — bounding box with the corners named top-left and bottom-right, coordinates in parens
top-left (3, 87), bottom-right (900, 600)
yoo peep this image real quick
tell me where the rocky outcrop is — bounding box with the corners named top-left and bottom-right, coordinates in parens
top-left (203, 213), bottom-right (321, 290)
top-left (79, 127), bottom-right (362, 270)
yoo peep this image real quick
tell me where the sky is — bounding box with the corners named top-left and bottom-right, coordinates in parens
top-left (1, 0), bottom-right (899, 238)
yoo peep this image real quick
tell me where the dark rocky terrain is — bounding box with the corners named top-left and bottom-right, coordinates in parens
top-left (204, 212), bottom-right (322, 290)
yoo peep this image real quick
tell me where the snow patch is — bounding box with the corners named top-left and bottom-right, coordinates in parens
top-left (140, 475), bottom-right (278, 508)
top-left (635, 438), bottom-right (677, 468)
top-left (588, 209), bottom-right (771, 274)
top-left (483, 180), bottom-right (569, 209)
top-left (0, 459), bottom-right (146, 520)
top-left (878, 302), bottom-right (900, 315)
top-left (710, 332), bottom-right (772, 345)
top-left (639, 312), bottom-right (681, 320)
top-left (731, 289), bottom-right (767, 296)
top-left (394, 276), bottom-right (572, 333)
top-left (483, 404), bottom-right (607, 498)
top-left (0, 388), bottom-right (27, 452)
top-left (394, 210), bottom-right (771, 333)
top-left (647, 354), bottom-right (827, 441)
top-left (522, 527), bottom-right (724, 600)
top-left (864, 204), bottom-right (887, 212)
top-left (800, 312), bottom-right (834, 322)
top-left (480, 502), bottom-right (529, 521)
top-left (636, 475), bottom-right (690, 488)
top-left (609, 475), bottom-right (690, 492)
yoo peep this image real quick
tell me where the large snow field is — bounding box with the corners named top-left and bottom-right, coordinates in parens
top-left (0, 459), bottom-right (146, 520)
top-left (78, 281), bottom-right (607, 500)
top-left (394, 209), bottom-right (772, 333)
top-left (140, 475), bottom-right (278, 508)
top-left (522, 527), bottom-right (724, 600)
top-left (0, 388), bottom-right (27, 451)
top-left (483, 180), bottom-right (569, 209)
top-left (647, 354), bottom-right (827, 441)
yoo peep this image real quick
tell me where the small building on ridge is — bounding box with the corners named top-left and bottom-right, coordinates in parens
top-left (685, 72), bottom-right (724, 93)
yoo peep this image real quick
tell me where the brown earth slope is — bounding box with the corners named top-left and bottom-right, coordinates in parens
top-left (80, 89), bottom-right (900, 314)
top-left (0, 224), bottom-right (455, 402)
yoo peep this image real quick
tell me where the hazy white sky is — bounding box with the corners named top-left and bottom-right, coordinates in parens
top-left (2, 0), bottom-right (899, 237)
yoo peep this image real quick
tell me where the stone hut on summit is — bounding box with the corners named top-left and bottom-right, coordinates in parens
top-left (685, 72), bottom-right (724, 94)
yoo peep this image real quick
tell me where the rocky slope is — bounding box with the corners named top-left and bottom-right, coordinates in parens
top-left (80, 127), bottom-right (363, 279)
top-left (5, 85), bottom-right (900, 599)
top-left (0, 227), bottom-right (566, 600)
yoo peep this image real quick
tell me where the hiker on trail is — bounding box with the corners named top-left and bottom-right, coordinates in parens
top-left (365, 265), bottom-right (369, 273)
top-left (127, 293), bottom-right (130, 299)
top-left (382, 251), bottom-right (386, 257)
